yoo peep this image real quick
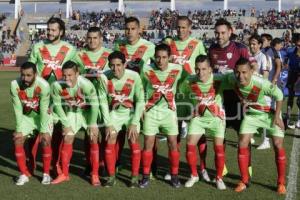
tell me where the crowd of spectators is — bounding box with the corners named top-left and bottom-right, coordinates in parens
top-left (0, 14), bottom-right (19, 63)
top-left (70, 10), bottom-right (126, 30)
top-left (256, 8), bottom-right (300, 29)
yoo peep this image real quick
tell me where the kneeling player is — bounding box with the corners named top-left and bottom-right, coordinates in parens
top-left (139, 44), bottom-right (188, 188)
top-left (11, 62), bottom-right (53, 185)
top-left (98, 51), bottom-right (145, 187)
top-left (231, 58), bottom-right (286, 195)
top-left (183, 55), bottom-right (227, 190)
top-left (51, 61), bottom-right (100, 186)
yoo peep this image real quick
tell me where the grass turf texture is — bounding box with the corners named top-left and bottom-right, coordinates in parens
top-left (0, 71), bottom-right (299, 200)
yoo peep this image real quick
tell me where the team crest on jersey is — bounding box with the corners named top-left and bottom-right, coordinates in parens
top-left (213, 54), bottom-right (218, 59)
top-left (226, 53), bottom-right (233, 59)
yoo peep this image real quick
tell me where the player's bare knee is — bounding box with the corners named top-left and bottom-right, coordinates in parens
top-left (144, 136), bottom-right (155, 151)
top-left (239, 134), bottom-right (250, 147)
top-left (41, 135), bottom-right (51, 147)
top-left (64, 135), bottom-right (74, 144)
top-left (273, 139), bottom-right (283, 149)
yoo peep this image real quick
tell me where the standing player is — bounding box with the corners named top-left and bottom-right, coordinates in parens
top-left (74, 26), bottom-right (112, 175)
top-left (29, 17), bottom-right (77, 176)
top-left (29, 17), bottom-right (77, 84)
top-left (183, 55), bottom-right (227, 190)
top-left (11, 62), bottom-right (53, 185)
top-left (114, 16), bottom-right (155, 73)
top-left (163, 15), bottom-right (208, 181)
top-left (114, 16), bottom-right (155, 169)
top-left (50, 61), bottom-right (100, 186)
top-left (98, 51), bottom-right (145, 187)
top-left (209, 18), bottom-right (253, 176)
top-left (249, 34), bottom-right (272, 149)
top-left (75, 26), bottom-right (112, 81)
top-left (285, 33), bottom-right (300, 129)
top-left (230, 58), bottom-right (286, 195)
top-left (139, 44), bottom-right (188, 188)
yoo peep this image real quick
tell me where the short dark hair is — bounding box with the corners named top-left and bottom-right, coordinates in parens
top-left (177, 16), bottom-right (192, 26)
top-left (195, 55), bottom-right (211, 67)
top-left (292, 33), bottom-right (300, 43)
top-left (215, 18), bottom-right (232, 30)
top-left (261, 33), bottom-right (272, 41)
top-left (47, 17), bottom-right (66, 38)
top-left (21, 61), bottom-right (37, 73)
top-left (108, 51), bottom-right (126, 64)
top-left (249, 34), bottom-right (263, 44)
top-left (235, 57), bottom-right (251, 69)
top-left (62, 60), bottom-right (79, 71)
top-left (155, 43), bottom-right (171, 56)
top-left (271, 38), bottom-right (283, 47)
top-left (125, 16), bottom-right (140, 27)
top-left (87, 26), bottom-right (102, 37)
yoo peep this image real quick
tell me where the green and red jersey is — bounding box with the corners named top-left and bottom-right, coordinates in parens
top-left (97, 69), bottom-right (145, 127)
top-left (11, 76), bottom-right (51, 133)
top-left (114, 38), bottom-right (155, 73)
top-left (141, 63), bottom-right (188, 112)
top-left (29, 40), bottom-right (77, 84)
top-left (51, 76), bottom-right (99, 128)
top-left (227, 73), bottom-right (283, 114)
top-left (75, 47), bottom-right (112, 77)
top-left (164, 36), bottom-right (206, 74)
top-left (182, 73), bottom-right (226, 119)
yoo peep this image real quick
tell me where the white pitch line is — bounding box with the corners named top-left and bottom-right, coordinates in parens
top-left (285, 129), bottom-right (300, 200)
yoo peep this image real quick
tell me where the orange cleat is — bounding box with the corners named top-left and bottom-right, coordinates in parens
top-left (277, 184), bottom-right (286, 195)
top-left (51, 174), bottom-right (70, 185)
top-left (91, 175), bottom-right (101, 186)
top-left (234, 181), bottom-right (247, 193)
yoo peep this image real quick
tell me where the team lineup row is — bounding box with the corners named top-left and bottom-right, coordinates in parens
top-left (10, 16), bottom-right (292, 195)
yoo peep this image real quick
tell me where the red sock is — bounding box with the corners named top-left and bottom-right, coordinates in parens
top-left (276, 148), bottom-right (286, 185)
top-left (142, 150), bottom-right (153, 175)
top-left (198, 136), bottom-right (207, 171)
top-left (238, 147), bottom-right (249, 184)
top-left (61, 143), bottom-right (73, 176)
top-left (186, 144), bottom-right (198, 177)
top-left (99, 139), bottom-right (106, 167)
top-left (214, 145), bottom-right (225, 180)
top-left (90, 143), bottom-right (99, 176)
top-left (15, 145), bottom-right (30, 176)
top-left (42, 146), bottom-right (52, 175)
top-left (105, 144), bottom-right (116, 176)
top-left (169, 150), bottom-right (180, 175)
top-left (130, 143), bottom-right (141, 176)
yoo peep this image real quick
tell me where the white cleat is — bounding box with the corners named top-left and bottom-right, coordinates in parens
top-left (185, 175), bottom-right (199, 188)
top-left (216, 179), bottom-right (227, 190)
top-left (257, 139), bottom-right (271, 150)
top-left (41, 173), bottom-right (52, 185)
top-left (296, 120), bottom-right (300, 129)
top-left (250, 138), bottom-right (255, 145)
top-left (287, 121), bottom-right (296, 129)
top-left (200, 169), bottom-right (211, 182)
top-left (164, 173), bottom-right (171, 181)
top-left (15, 174), bottom-right (29, 186)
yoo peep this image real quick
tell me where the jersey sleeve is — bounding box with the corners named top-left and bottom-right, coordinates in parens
top-left (130, 75), bottom-right (145, 126)
top-left (28, 44), bottom-right (38, 64)
top-left (39, 82), bottom-right (51, 133)
top-left (51, 82), bottom-right (70, 128)
top-left (97, 75), bottom-right (112, 126)
top-left (198, 40), bottom-right (207, 55)
top-left (82, 80), bottom-right (99, 126)
top-left (10, 81), bottom-right (23, 132)
top-left (262, 79), bottom-right (283, 101)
